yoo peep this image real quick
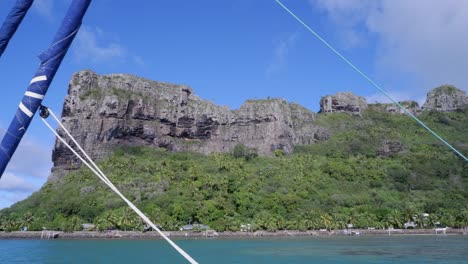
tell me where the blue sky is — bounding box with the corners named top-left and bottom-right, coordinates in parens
top-left (1, 0), bottom-right (467, 209)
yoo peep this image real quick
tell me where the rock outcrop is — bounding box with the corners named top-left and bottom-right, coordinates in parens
top-left (368, 100), bottom-right (421, 115)
top-left (319, 92), bottom-right (368, 115)
top-left (52, 70), bottom-right (328, 176)
top-left (422, 85), bottom-right (468, 112)
top-left (378, 139), bottom-right (404, 157)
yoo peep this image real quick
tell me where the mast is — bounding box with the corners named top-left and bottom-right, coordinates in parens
top-left (0, 0), bottom-right (34, 58)
top-left (0, 0), bottom-right (92, 178)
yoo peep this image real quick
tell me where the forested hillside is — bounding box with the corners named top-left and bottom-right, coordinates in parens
top-left (1, 109), bottom-right (467, 232)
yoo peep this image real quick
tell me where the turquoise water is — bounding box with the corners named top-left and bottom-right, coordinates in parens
top-left (1, 236), bottom-right (467, 263)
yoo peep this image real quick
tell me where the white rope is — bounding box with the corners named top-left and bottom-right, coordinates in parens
top-left (41, 109), bottom-right (199, 264)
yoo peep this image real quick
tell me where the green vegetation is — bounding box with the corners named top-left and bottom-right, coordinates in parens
top-left (79, 88), bottom-right (104, 100)
top-left (1, 110), bottom-right (467, 232)
top-left (79, 87), bottom-right (142, 101)
top-left (232, 144), bottom-right (258, 160)
top-left (433, 85), bottom-right (457, 95)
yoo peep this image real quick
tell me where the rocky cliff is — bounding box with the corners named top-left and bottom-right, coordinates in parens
top-left (52, 70), bottom-right (328, 175)
top-left (319, 92), bottom-right (368, 115)
top-left (50, 71), bottom-right (467, 180)
top-left (422, 85), bottom-right (468, 111)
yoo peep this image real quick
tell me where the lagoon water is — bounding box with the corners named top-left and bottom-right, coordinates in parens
top-left (1, 236), bottom-right (467, 263)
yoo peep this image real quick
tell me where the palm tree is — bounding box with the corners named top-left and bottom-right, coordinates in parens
top-left (455, 208), bottom-right (468, 228)
top-left (359, 212), bottom-right (377, 229)
top-left (1, 218), bottom-right (19, 232)
top-left (95, 211), bottom-right (117, 231)
top-left (19, 212), bottom-right (35, 230)
top-left (331, 213), bottom-right (346, 230)
top-left (274, 216), bottom-right (285, 230)
top-left (320, 213), bottom-right (333, 231)
top-left (402, 205), bottom-right (417, 223)
top-left (265, 217), bottom-right (278, 232)
top-left (383, 210), bottom-right (403, 229)
top-left (346, 210), bottom-right (359, 228)
top-left (302, 218), bottom-right (318, 231)
top-left (414, 213), bottom-right (429, 228)
top-left (118, 208), bottom-right (134, 231)
top-left (427, 214), bottom-right (439, 228)
top-left (442, 213), bottom-right (456, 227)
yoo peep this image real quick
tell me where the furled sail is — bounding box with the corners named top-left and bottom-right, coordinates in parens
top-left (0, 0), bottom-right (92, 178)
top-left (0, 0), bottom-right (34, 58)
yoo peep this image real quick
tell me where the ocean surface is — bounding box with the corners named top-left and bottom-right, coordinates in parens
top-left (0, 235), bottom-right (467, 263)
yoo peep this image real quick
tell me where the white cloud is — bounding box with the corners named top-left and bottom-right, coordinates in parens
top-left (0, 172), bottom-right (39, 209)
top-left (266, 32), bottom-right (299, 76)
top-left (0, 172), bottom-right (35, 192)
top-left (0, 191), bottom-right (32, 210)
top-left (32, 0), bottom-right (54, 21)
top-left (74, 26), bottom-right (126, 64)
top-left (312, 0), bottom-right (468, 93)
top-left (0, 132), bottom-right (52, 179)
top-left (0, 129), bottom-right (51, 209)
top-left (312, 0), bottom-right (376, 49)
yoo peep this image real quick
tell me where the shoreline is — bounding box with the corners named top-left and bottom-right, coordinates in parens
top-left (1, 228), bottom-right (466, 240)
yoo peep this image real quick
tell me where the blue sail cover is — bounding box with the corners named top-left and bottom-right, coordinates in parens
top-left (0, 0), bottom-right (92, 178)
top-left (0, 0), bottom-right (34, 57)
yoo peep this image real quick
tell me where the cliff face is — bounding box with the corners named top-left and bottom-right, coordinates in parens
top-left (50, 71), bottom-right (466, 180)
top-left (52, 70), bottom-right (328, 175)
top-left (319, 92), bottom-right (368, 115)
top-left (422, 85), bottom-right (468, 111)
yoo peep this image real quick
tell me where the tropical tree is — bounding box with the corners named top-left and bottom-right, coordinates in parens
top-left (64, 215), bottom-right (82, 232)
top-left (427, 213), bottom-right (439, 228)
top-left (118, 208), bottom-right (135, 231)
top-left (320, 213), bottom-right (333, 231)
top-left (345, 209), bottom-right (360, 228)
top-left (414, 213), bottom-right (429, 228)
top-left (402, 205), bottom-right (417, 223)
top-left (386, 210), bottom-right (404, 229)
top-left (455, 209), bottom-right (468, 228)
top-left (253, 211), bottom-right (281, 231)
top-left (302, 217), bottom-right (319, 231)
top-left (358, 212), bottom-right (377, 229)
top-left (331, 213), bottom-right (346, 230)
top-left (19, 212), bottom-right (35, 230)
top-left (265, 219), bottom-right (278, 232)
top-left (95, 211), bottom-right (117, 231)
top-left (1, 218), bottom-right (19, 232)
top-left (435, 210), bottom-right (454, 227)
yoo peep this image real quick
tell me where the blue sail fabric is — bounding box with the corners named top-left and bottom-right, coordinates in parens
top-left (0, 0), bottom-right (34, 57)
top-left (0, 0), bottom-right (91, 178)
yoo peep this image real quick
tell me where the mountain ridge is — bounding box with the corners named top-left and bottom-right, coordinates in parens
top-left (50, 70), bottom-right (467, 182)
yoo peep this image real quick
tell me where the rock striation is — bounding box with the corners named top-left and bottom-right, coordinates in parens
top-left (52, 70), bottom-right (328, 175)
top-left (422, 85), bottom-right (468, 112)
top-left (319, 92), bottom-right (368, 115)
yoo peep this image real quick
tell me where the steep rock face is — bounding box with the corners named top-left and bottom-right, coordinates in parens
top-left (422, 85), bottom-right (468, 111)
top-left (52, 70), bottom-right (327, 176)
top-left (319, 92), bottom-right (368, 115)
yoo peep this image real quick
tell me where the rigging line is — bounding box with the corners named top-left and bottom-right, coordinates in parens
top-left (274, 0), bottom-right (467, 162)
top-left (41, 110), bottom-right (199, 264)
